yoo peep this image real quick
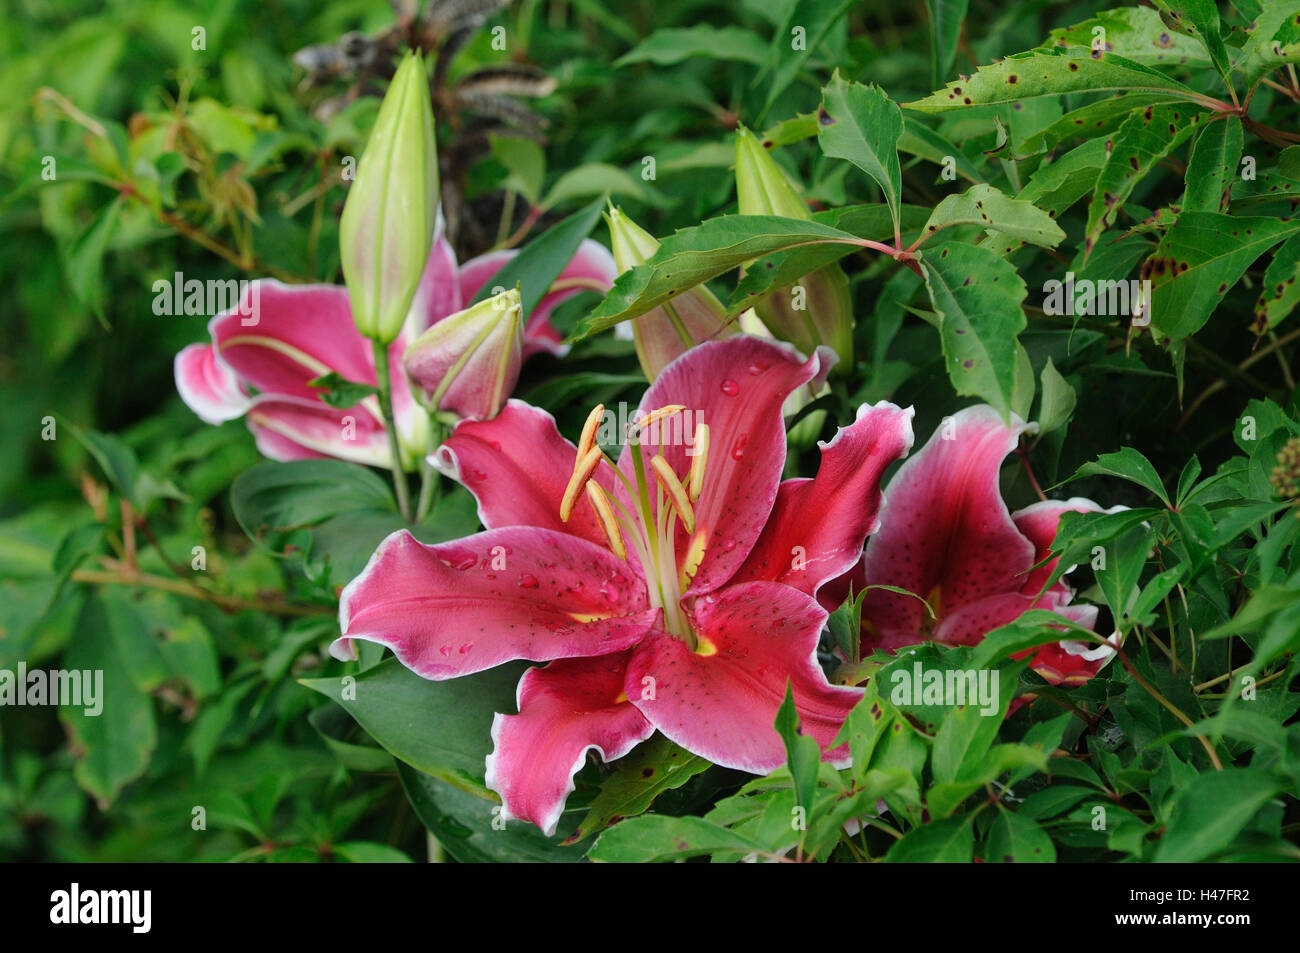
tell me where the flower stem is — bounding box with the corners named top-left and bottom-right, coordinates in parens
top-left (372, 340), bottom-right (413, 522)
top-left (416, 426), bottom-right (442, 524)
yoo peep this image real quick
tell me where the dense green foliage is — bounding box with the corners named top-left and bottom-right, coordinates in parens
top-left (2, 0), bottom-right (1298, 861)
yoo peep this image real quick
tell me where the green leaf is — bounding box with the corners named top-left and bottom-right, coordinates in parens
top-left (1182, 116), bottom-right (1243, 213)
top-left (921, 241), bottom-right (1028, 419)
top-left (307, 371), bottom-right (380, 409)
top-left (884, 815), bottom-right (975, 861)
top-left (1016, 93), bottom-right (1171, 158)
top-left (926, 0), bottom-right (969, 90)
top-left (615, 25), bottom-right (769, 67)
top-left (1233, 1), bottom-right (1300, 86)
top-left (1155, 768), bottom-right (1282, 862)
top-left (332, 841), bottom-right (413, 863)
top-left (399, 762), bottom-right (588, 862)
top-left (1253, 232), bottom-right (1300, 333)
top-left (923, 183), bottom-right (1065, 249)
top-left (758, 0), bottom-right (856, 113)
top-left (541, 164), bottom-right (670, 211)
top-left (1046, 6), bottom-right (1212, 67)
top-left (469, 197), bottom-right (606, 319)
top-left (62, 197), bottom-right (124, 326)
top-left (569, 735), bottom-right (711, 843)
top-left (578, 214), bottom-right (865, 338)
top-left (302, 658), bottom-right (527, 798)
top-left (932, 696), bottom-right (1008, 786)
top-left (1018, 137), bottom-right (1109, 216)
top-left (904, 48), bottom-right (1202, 113)
top-left (231, 459), bottom-right (395, 552)
top-left (488, 134), bottom-right (545, 206)
top-left (817, 73), bottom-right (904, 238)
top-left (1150, 1), bottom-right (1230, 79)
top-left (1083, 103), bottom-right (1204, 261)
top-left (1146, 212), bottom-right (1300, 340)
top-left (59, 595), bottom-right (157, 806)
top-left (61, 419), bottom-right (186, 511)
top-left (985, 808), bottom-right (1057, 862)
top-left (1070, 447), bottom-right (1170, 506)
top-left (589, 814), bottom-right (766, 862)
top-left (773, 682), bottom-right (822, 812)
top-left (727, 204), bottom-right (929, 315)
top-left (899, 119), bottom-right (982, 184)
top-left (1037, 357), bottom-right (1077, 434)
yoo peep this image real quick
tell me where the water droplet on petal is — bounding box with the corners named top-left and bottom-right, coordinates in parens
top-left (746, 362), bottom-right (769, 375)
top-left (518, 573), bottom-right (539, 589)
top-left (442, 549), bottom-right (478, 571)
top-left (730, 433), bottom-right (748, 460)
top-left (720, 379), bottom-right (739, 396)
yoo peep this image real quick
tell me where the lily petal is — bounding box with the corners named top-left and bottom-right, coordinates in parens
top-left (175, 343), bottom-right (250, 424)
top-left (618, 335), bottom-right (823, 598)
top-left (334, 528), bottom-right (655, 679)
top-left (433, 400), bottom-right (618, 549)
top-left (733, 401), bottom-right (914, 596)
top-left (211, 281), bottom-right (378, 402)
top-left (625, 582), bottom-right (862, 773)
top-left (860, 405), bottom-right (1035, 649)
top-left (410, 229), bottom-right (464, 333)
top-left (485, 651), bottom-right (654, 836)
top-left (245, 395), bottom-right (391, 468)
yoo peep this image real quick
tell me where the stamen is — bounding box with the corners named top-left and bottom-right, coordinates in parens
top-left (577, 403), bottom-right (604, 458)
top-left (585, 481), bottom-right (627, 559)
top-left (630, 404), bottom-right (686, 439)
top-left (560, 446), bottom-right (603, 522)
top-left (651, 455), bottom-right (696, 533)
top-left (687, 423), bottom-right (709, 501)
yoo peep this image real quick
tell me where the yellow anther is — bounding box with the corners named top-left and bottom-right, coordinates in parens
top-left (560, 446), bottom-right (604, 522)
top-left (687, 423), bottom-right (709, 501)
top-left (586, 481), bottom-right (627, 560)
top-left (651, 455), bottom-right (696, 533)
top-left (678, 529), bottom-right (707, 590)
top-left (631, 404), bottom-right (686, 438)
top-left (578, 403), bottom-right (605, 458)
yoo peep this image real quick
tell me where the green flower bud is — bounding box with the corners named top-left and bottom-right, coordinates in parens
top-left (734, 125), bottom-right (809, 221)
top-left (734, 127), bottom-right (854, 373)
top-left (340, 52), bottom-right (439, 344)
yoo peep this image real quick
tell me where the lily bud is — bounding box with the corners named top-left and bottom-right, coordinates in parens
top-left (734, 126), bottom-right (809, 221)
top-left (404, 287), bottom-right (522, 421)
top-left (734, 127), bottom-right (855, 374)
top-left (340, 52), bottom-right (439, 344)
top-left (605, 205), bottom-right (734, 380)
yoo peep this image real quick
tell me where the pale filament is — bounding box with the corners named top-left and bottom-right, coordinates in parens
top-left (558, 404), bottom-right (710, 645)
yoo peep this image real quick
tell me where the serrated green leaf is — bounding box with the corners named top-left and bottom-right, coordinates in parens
top-left (921, 241), bottom-right (1028, 418)
top-left (904, 48), bottom-right (1202, 113)
top-left (1146, 212), bottom-right (1300, 340)
top-left (817, 73), bottom-right (904, 239)
top-left (923, 182), bottom-right (1065, 248)
top-left (1083, 103), bottom-right (1205, 261)
top-left (1182, 115), bottom-right (1243, 212)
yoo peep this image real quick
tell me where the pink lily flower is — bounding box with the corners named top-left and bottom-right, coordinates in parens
top-left (855, 404), bottom-right (1122, 686)
top-left (175, 232), bottom-right (616, 467)
top-left (333, 336), bottom-right (915, 834)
